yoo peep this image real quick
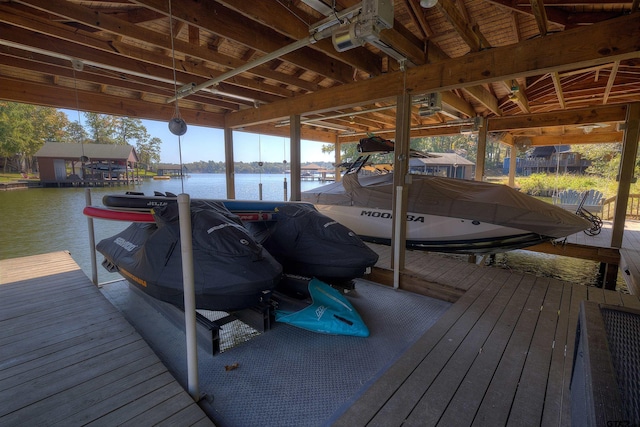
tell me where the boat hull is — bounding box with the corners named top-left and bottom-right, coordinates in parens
top-left (315, 204), bottom-right (547, 254)
top-left (301, 172), bottom-right (590, 254)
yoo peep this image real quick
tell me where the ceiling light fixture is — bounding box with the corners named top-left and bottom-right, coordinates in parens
top-left (420, 0), bottom-right (438, 8)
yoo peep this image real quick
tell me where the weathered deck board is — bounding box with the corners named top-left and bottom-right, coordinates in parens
top-left (0, 251), bottom-right (213, 427)
top-left (334, 247), bottom-right (640, 426)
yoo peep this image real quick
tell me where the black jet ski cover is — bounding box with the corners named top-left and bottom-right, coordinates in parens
top-left (246, 203), bottom-right (378, 281)
top-left (96, 200), bottom-right (282, 311)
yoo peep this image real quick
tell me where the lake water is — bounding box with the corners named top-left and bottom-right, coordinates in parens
top-left (0, 173), bottom-right (619, 289)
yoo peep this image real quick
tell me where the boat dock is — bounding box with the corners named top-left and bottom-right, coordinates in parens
top-left (0, 251), bottom-right (213, 426)
top-left (2, 222), bottom-right (640, 425)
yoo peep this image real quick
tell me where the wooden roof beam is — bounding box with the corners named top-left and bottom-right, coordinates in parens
top-left (129, 0), bottom-right (357, 83)
top-left (3, 1), bottom-right (321, 93)
top-left (215, 0), bottom-right (385, 76)
top-left (551, 72), bottom-right (566, 108)
top-left (530, 0), bottom-right (549, 37)
top-left (487, 105), bottom-right (628, 132)
top-left (604, 60), bottom-right (620, 104)
top-left (526, 131), bottom-right (624, 146)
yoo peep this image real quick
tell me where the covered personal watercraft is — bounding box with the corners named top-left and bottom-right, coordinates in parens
top-left (96, 200), bottom-right (282, 311)
top-left (245, 203), bottom-right (379, 283)
top-left (101, 194), bottom-right (379, 283)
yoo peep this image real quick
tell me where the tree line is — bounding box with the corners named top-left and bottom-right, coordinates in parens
top-left (1, 101), bottom-right (623, 178)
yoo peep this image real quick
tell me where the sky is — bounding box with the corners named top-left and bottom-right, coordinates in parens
top-left (144, 119), bottom-right (337, 165)
top-left (61, 110), bottom-right (337, 165)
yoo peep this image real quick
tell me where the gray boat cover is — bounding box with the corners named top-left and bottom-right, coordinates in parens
top-left (301, 173), bottom-right (591, 238)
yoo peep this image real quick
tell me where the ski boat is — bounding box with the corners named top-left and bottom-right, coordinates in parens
top-left (301, 172), bottom-right (591, 254)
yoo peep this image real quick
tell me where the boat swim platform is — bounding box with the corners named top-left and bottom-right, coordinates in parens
top-left (0, 251), bottom-right (213, 427)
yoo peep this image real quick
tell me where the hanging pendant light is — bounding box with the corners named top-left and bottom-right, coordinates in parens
top-left (169, 115), bottom-right (187, 136)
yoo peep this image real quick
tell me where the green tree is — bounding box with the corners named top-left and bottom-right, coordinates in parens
top-left (136, 136), bottom-right (162, 170)
top-left (0, 102), bottom-right (68, 172)
top-left (63, 121), bottom-right (89, 144)
top-left (573, 143), bottom-right (623, 179)
top-left (115, 117), bottom-right (147, 145)
top-left (84, 112), bottom-right (118, 144)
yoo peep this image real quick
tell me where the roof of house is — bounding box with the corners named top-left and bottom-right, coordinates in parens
top-left (35, 143), bottom-right (138, 162)
top-left (410, 152), bottom-right (475, 167)
top-left (527, 145), bottom-right (571, 158)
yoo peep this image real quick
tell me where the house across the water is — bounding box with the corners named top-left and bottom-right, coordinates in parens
top-left (34, 142), bottom-right (140, 187)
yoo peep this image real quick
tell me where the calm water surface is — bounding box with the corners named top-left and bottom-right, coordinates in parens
top-left (1, 173), bottom-right (616, 288)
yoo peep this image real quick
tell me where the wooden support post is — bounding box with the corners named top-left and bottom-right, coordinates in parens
top-left (334, 136), bottom-right (342, 183)
top-left (612, 103), bottom-right (640, 247)
top-left (509, 146), bottom-right (517, 188)
top-left (224, 127), bottom-right (235, 199)
top-left (290, 114), bottom-right (301, 201)
top-left (474, 123), bottom-right (487, 181)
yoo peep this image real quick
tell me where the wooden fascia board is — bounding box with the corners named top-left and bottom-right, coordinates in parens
top-left (527, 131), bottom-right (624, 146)
top-left (238, 124), bottom-right (338, 144)
top-left (0, 76), bottom-right (225, 128)
top-left (129, 0), bottom-right (356, 84)
top-left (487, 105), bottom-right (628, 131)
top-left (225, 14), bottom-right (640, 129)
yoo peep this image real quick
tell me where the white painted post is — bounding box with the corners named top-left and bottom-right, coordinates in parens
top-left (177, 193), bottom-right (200, 401)
top-left (393, 186), bottom-right (403, 289)
top-left (84, 188), bottom-right (98, 286)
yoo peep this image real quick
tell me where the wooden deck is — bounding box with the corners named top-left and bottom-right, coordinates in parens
top-left (3, 222), bottom-right (640, 426)
top-left (335, 254), bottom-right (640, 426)
top-left (0, 251), bottom-right (214, 426)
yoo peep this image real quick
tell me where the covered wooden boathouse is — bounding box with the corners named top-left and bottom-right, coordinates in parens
top-left (1, 0), bottom-right (640, 425)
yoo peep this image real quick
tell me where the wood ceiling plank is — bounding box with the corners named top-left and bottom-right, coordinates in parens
top-left (225, 13), bottom-right (640, 128)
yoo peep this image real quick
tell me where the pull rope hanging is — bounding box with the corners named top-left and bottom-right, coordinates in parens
top-left (71, 63), bottom-right (88, 179)
top-left (167, 0), bottom-right (187, 193)
top-left (258, 135), bottom-right (264, 200)
top-left (283, 137), bottom-right (288, 201)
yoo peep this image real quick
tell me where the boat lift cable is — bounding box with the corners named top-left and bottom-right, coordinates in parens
top-left (258, 135), bottom-right (263, 200)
